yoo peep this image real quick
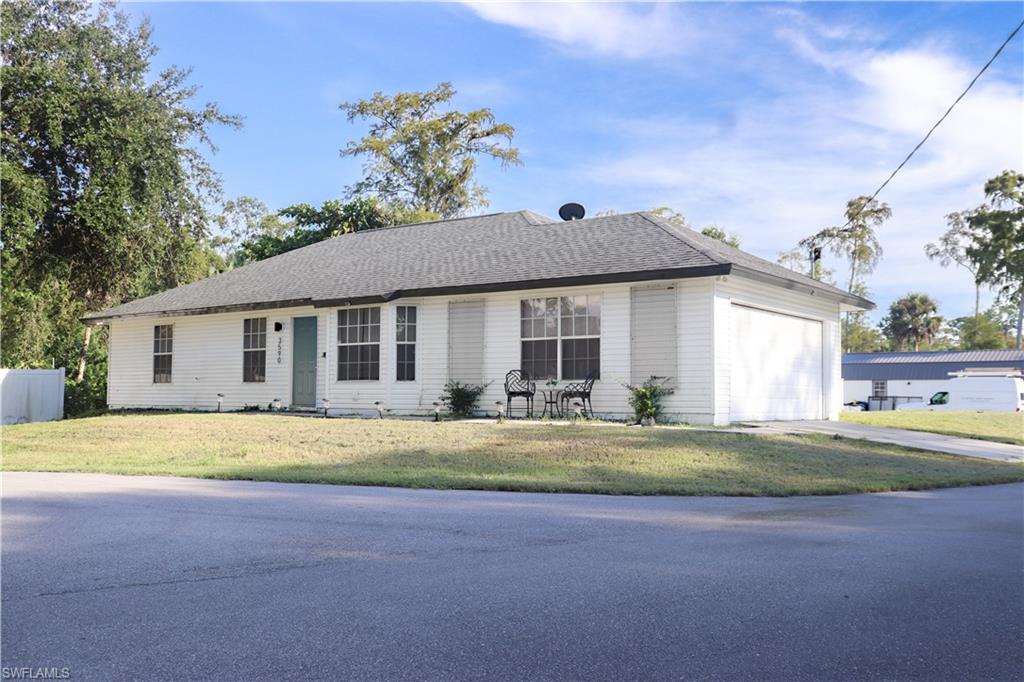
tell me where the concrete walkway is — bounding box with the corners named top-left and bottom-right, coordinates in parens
top-left (757, 420), bottom-right (1023, 463)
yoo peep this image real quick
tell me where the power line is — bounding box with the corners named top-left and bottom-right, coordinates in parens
top-left (836, 17), bottom-right (1024, 232)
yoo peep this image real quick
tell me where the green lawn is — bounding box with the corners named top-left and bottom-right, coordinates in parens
top-left (4, 413), bottom-right (1022, 496)
top-left (840, 410), bottom-right (1024, 446)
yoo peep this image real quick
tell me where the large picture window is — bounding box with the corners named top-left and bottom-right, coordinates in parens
top-left (520, 295), bottom-right (600, 381)
top-left (153, 324), bottom-right (173, 383)
top-left (396, 305), bottom-right (417, 382)
top-left (243, 317), bottom-right (267, 382)
top-left (337, 307), bottom-right (380, 381)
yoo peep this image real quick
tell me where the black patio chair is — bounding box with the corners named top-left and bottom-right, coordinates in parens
top-left (504, 370), bottom-right (536, 418)
top-left (561, 371), bottom-right (597, 419)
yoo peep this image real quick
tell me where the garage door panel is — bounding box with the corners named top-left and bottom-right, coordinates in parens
top-left (729, 305), bottom-right (823, 421)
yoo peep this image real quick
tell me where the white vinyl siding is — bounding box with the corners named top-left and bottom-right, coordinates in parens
top-left (109, 305), bottom-right (325, 411)
top-left (105, 272), bottom-right (846, 422)
top-left (448, 300), bottom-right (485, 384)
top-left (630, 286), bottom-right (677, 386)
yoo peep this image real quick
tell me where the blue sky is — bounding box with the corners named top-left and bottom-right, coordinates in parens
top-left (127, 2), bottom-right (1023, 321)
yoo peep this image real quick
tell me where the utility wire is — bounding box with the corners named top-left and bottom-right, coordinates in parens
top-left (835, 17), bottom-right (1024, 232)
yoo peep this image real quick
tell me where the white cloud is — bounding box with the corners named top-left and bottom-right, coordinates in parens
top-left (462, 3), bottom-right (1021, 317)
top-left (575, 18), bottom-right (1023, 319)
top-left (459, 1), bottom-right (692, 60)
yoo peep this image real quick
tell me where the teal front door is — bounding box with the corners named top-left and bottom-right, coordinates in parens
top-left (292, 317), bottom-right (317, 408)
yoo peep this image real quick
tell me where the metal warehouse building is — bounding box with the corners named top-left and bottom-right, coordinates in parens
top-left (843, 349), bottom-right (1024, 404)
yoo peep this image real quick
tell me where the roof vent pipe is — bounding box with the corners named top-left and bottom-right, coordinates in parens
top-left (558, 203), bottom-right (586, 221)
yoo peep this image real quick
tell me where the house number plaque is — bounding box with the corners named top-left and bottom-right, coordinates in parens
top-left (277, 337), bottom-right (283, 364)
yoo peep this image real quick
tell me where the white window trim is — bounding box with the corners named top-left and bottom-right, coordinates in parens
top-left (336, 305), bottom-right (382, 382)
top-left (395, 305), bottom-right (417, 383)
top-left (520, 295), bottom-right (601, 381)
top-left (242, 317), bottom-right (267, 383)
top-left (153, 324), bottom-right (173, 385)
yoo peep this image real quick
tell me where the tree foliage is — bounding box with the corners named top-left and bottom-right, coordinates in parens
top-left (801, 196), bottom-right (890, 292)
top-left (960, 170), bottom-right (1023, 348)
top-left (947, 314), bottom-right (1008, 350)
top-left (1, 0), bottom-right (237, 410)
top-left (925, 212), bottom-right (984, 317)
top-left (214, 196), bottom-right (291, 266)
top-left (777, 247), bottom-right (835, 285)
top-left (340, 82), bottom-right (521, 218)
top-left (700, 225), bottom-right (741, 249)
top-left (647, 206), bottom-right (689, 227)
top-left (234, 198), bottom-right (432, 263)
top-left (880, 293), bottom-right (943, 352)
top-left (842, 315), bottom-right (887, 353)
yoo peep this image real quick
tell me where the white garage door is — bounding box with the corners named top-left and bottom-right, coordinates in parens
top-left (729, 304), bottom-right (823, 421)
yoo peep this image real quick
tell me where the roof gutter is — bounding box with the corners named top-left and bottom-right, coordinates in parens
top-left (81, 297), bottom-right (317, 324)
top-left (728, 265), bottom-right (875, 310)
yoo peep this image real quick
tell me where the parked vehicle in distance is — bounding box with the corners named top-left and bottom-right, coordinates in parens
top-left (896, 374), bottom-right (1024, 412)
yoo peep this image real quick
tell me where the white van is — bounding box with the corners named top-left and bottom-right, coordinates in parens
top-left (897, 374), bottom-right (1024, 412)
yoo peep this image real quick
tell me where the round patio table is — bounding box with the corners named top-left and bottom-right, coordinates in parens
top-left (540, 389), bottom-right (563, 418)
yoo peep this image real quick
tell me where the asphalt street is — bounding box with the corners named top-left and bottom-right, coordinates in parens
top-left (3, 472), bottom-right (1022, 681)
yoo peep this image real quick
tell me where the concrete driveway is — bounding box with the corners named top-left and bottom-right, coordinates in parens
top-left (3, 472), bottom-right (1023, 681)
top-left (757, 420), bottom-right (1024, 462)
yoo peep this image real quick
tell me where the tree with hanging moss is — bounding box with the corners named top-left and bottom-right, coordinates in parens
top-left (340, 82), bottom-right (521, 218)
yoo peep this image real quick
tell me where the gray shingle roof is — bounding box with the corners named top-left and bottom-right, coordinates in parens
top-left (84, 210), bottom-right (873, 321)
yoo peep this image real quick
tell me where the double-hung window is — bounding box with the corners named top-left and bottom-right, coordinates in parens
top-left (243, 318), bottom-right (267, 382)
top-left (396, 306), bottom-right (417, 382)
top-left (871, 380), bottom-right (886, 398)
top-left (520, 298), bottom-right (558, 380)
top-left (337, 307), bottom-right (380, 380)
top-left (520, 295), bottom-right (600, 381)
top-left (560, 295), bottom-right (601, 380)
top-left (153, 325), bottom-right (173, 383)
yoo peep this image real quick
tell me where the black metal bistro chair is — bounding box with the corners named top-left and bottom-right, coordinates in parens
top-left (504, 370), bottom-right (536, 418)
top-left (560, 371), bottom-right (597, 418)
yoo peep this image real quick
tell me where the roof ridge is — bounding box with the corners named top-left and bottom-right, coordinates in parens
top-left (636, 212), bottom-right (730, 266)
top-left (217, 209), bottom-right (536, 263)
top-left (519, 209), bottom-right (558, 225)
top-left (344, 209), bottom-right (527, 234)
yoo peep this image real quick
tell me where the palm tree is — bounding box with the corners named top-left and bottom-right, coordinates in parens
top-left (880, 293), bottom-right (943, 351)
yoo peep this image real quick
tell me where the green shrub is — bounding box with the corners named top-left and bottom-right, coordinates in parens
top-left (440, 381), bottom-right (488, 417)
top-left (64, 359), bottom-right (108, 417)
top-left (625, 376), bottom-right (674, 424)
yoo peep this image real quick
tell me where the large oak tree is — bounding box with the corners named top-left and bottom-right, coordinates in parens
top-left (1, 0), bottom-right (237, 388)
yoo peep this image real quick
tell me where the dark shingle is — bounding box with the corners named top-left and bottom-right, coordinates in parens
top-left (85, 210), bottom-right (873, 321)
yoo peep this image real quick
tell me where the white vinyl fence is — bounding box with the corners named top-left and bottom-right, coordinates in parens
top-left (1, 368), bottom-right (65, 425)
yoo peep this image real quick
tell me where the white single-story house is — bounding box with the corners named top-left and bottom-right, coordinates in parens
top-left (84, 210), bottom-right (873, 424)
top-left (843, 349), bottom-right (1024, 405)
